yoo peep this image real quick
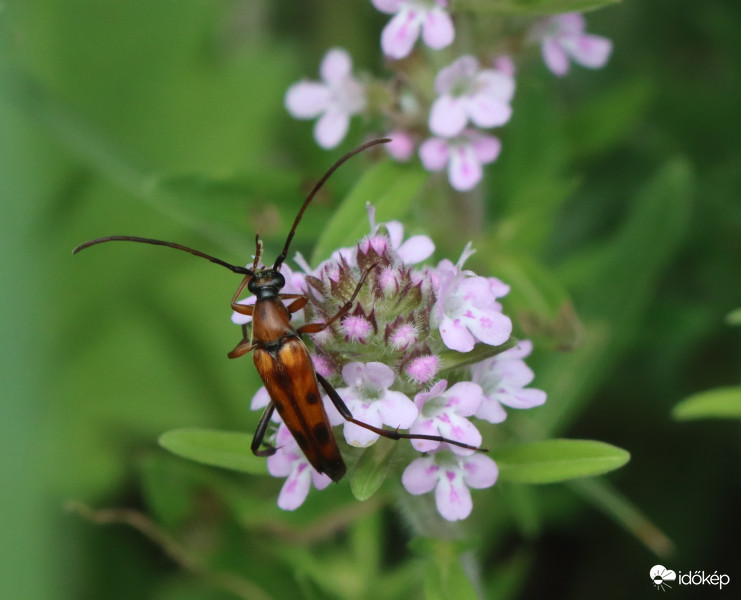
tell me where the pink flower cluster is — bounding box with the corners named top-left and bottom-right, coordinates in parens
top-left (235, 207), bottom-right (546, 521)
top-left (283, 7), bottom-right (612, 192)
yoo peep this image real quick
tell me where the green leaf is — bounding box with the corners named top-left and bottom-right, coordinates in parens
top-left (438, 337), bottom-right (519, 373)
top-left (493, 439), bottom-right (630, 484)
top-left (570, 479), bottom-right (674, 557)
top-left (456, 0), bottom-right (620, 16)
top-left (350, 437), bottom-right (398, 501)
top-left (158, 428), bottom-right (267, 475)
top-left (672, 386), bottom-right (741, 420)
top-left (310, 161), bottom-right (428, 265)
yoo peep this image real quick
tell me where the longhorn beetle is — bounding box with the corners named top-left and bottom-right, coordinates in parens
top-left (74, 139), bottom-right (484, 482)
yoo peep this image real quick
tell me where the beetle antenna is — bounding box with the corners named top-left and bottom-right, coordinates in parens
top-left (273, 138), bottom-right (391, 270)
top-left (73, 235), bottom-right (254, 275)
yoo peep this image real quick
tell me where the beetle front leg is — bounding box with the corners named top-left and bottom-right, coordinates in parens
top-left (281, 294), bottom-right (308, 314)
top-left (231, 275), bottom-right (254, 315)
top-left (252, 403), bottom-right (278, 457)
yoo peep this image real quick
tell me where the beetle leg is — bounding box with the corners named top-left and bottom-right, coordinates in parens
top-left (231, 275), bottom-right (254, 315)
top-left (281, 294), bottom-right (308, 313)
top-left (316, 373), bottom-right (486, 452)
top-left (228, 339), bottom-right (256, 359)
top-left (297, 265), bottom-right (376, 334)
top-left (251, 403), bottom-right (277, 457)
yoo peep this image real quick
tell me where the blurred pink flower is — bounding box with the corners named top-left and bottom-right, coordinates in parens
top-left (372, 0), bottom-right (454, 59)
top-left (285, 48), bottom-right (366, 148)
top-left (429, 55), bottom-right (515, 137)
top-left (419, 129), bottom-right (502, 191)
top-left (531, 13), bottom-right (612, 77)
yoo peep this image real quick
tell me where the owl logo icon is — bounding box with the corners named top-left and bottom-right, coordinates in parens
top-left (650, 565), bottom-right (677, 591)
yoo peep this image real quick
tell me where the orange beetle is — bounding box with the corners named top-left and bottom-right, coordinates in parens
top-left (74, 139), bottom-right (482, 481)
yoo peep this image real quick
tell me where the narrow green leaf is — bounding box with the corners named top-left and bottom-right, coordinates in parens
top-left (438, 337), bottom-right (519, 373)
top-left (310, 161), bottom-right (428, 265)
top-left (456, 0), bottom-right (620, 16)
top-left (672, 386), bottom-right (741, 420)
top-left (493, 439), bottom-right (630, 484)
top-left (570, 479), bottom-right (674, 557)
top-left (350, 438), bottom-right (398, 501)
top-left (158, 428), bottom-right (267, 475)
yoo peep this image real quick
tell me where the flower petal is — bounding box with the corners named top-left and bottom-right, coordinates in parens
top-left (421, 8), bottom-right (454, 50)
top-left (314, 108), bottom-right (350, 149)
top-left (477, 70), bottom-right (515, 101)
top-left (439, 315), bottom-right (475, 352)
top-left (462, 454), bottom-right (498, 489)
top-left (397, 235), bottom-right (435, 264)
top-left (320, 48), bottom-right (353, 84)
top-left (378, 391), bottom-right (418, 429)
top-left (402, 456), bottom-right (439, 495)
top-left (429, 95), bottom-right (468, 137)
top-left (498, 387), bottom-right (547, 409)
top-left (448, 144), bottom-right (482, 192)
top-left (444, 381), bottom-right (484, 416)
top-left (542, 38), bottom-right (570, 76)
top-left (419, 137), bottom-right (450, 172)
top-left (363, 361), bottom-right (397, 390)
top-left (277, 463), bottom-right (312, 510)
top-left (475, 396), bottom-right (507, 423)
top-left (463, 306), bottom-right (512, 346)
top-left (467, 94), bottom-right (512, 128)
top-left (568, 34), bottom-right (613, 69)
top-left (471, 132), bottom-right (502, 164)
top-left (250, 386), bottom-right (271, 411)
top-left (371, 0), bottom-right (403, 15)
top-left (435, 470), bottom-right (473, 521)
top-left (285, 81), bottom-right (332, 118)
top-left (386, 130), bottom-right (415, 162)
top-left (381, 9), bottom-right (422, 59)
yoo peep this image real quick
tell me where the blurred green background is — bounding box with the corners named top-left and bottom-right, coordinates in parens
top-left (1, 1), bottom-right (739, 599)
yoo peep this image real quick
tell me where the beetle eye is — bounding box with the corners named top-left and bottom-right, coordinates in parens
top-left (272, 271), bottom-right (286, 289)
top-left (247, 277), bottom-right (259, 294)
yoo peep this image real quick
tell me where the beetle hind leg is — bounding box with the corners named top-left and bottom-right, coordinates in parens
top-left (251, 403), bottom-right (278, 457)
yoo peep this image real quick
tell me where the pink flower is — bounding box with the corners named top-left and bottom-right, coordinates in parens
top-left (530, 13), bottom-right (612, 77)
top-left (419, 129), bottom-right (501, 191)
top-left (405, 354), bottom-right (439, 384)
top-left (285, 48), bottom-right (366, 148)
top-left (267, 425), bottom-right (332, 510)
top-left (372, 0), bottom-right (454, 60)
top-left (402, 451), bottom-right (498, 521)
top-left (409, 379), bottom-right (483, 455)
top-left (332, 362), bottom-right (418, 447)
top-left (385, 130), bottom-right (416, 162)
top-left (471, 340), bottom-right (547, 423)
top-left (429, 55), bottom-right (515, 137)
top-left (366, 204), bottom-right (435, 264)
top-left (342, 315), bottom-right (374, 342)
top-left (430, 245), bottom-right (512, 351)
